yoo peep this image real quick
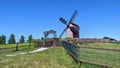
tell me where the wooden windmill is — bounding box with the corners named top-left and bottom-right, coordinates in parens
top-left (59, 10), bottom-right (79, 38)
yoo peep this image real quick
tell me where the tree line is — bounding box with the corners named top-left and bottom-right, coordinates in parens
top-left (0, 33), bottom-right (33, 45)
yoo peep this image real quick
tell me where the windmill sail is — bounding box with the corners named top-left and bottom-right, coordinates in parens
top-left (59, 10), bottom-right (79, 38)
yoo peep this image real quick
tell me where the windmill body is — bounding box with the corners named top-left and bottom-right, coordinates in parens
top-left (66, 23), bottom-right (79, 38)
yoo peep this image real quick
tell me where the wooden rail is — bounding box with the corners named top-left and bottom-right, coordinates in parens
top-left (62, 41), bottom-right (119, 68)
top-left (79, 46), bottom-right (120, 52)
top-left (0, 46), bottom-right (30, 51)
top-left (78, 59), bottom-right (116, 68)
top-left (0, 47), bottom-right (15, 50)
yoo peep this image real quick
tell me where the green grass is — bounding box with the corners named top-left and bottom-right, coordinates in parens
top-left (79, 43), bottom-right (120, 68)
top-left (0, 42), bottom-right (120, 68)
top-left (0, 43), bottom-right (34, 49)
top-left (80, 48), bottom-right (120, 67)
top-left (0, 43), bottom-right (36, 59)
top-left (81, 43), bottom-right (120, 49)
top-left (0, 43), bottom-right (35, 52)
top-left (0, 47), bottom-right (79, 68)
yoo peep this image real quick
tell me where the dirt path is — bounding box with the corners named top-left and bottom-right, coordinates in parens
top-left (6, 47), bottom-right (50, 57)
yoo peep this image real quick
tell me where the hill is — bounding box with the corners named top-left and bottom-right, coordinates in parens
top-left (0, 47), bottom-right (79, 68)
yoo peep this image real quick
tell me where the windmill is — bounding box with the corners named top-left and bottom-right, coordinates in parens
top-left (59, 10), bottom-right (79, 38)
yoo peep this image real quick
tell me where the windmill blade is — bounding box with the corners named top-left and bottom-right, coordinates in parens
top-left (59, 10), bottom-right (78, 38)
top-left (69, 10), bottom-right (78, 22)
top-left (59, 17), bottom-right (67, 25)
top-left (59, 27), bottom-right (67, 38)
top-left (65, 10), bottom-right (78, 29)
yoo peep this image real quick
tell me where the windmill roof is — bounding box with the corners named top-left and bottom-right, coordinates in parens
top-left (71, 23), bottom-right (79, 28)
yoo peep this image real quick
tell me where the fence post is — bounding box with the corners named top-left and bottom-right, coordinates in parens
top-left (16, 42), bottom-right (19, 51)
top-left (29, 42), bottom-right (31, 49)
top-left (78, 46), bottom-right (82, 66)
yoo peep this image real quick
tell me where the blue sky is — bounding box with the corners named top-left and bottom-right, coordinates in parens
top-left (0, 0), bottom-right (120, 42)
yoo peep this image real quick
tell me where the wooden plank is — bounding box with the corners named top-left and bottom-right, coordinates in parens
top-left (0, 46), bottom-right (29, 50)
top-left (79, 46), bottom-right (120, 52)
top-left (78, 59), bottom-right (117, 68)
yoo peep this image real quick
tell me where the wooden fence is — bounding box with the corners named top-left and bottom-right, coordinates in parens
top-left (0, 43), bottom-right (34, 51)
top-left (62, 41), bottom-right (120, 68)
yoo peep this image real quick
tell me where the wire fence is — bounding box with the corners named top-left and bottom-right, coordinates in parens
top-left (62, 41), bottom-right (120, 68)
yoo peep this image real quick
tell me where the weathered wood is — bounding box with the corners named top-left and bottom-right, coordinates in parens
top-left (0, 47), bottom-right (15, 50)
top-left (79, 46), bottom-right (120, 52)
top-left (0, 46), bottom-right (29, 51)
top-left (16, 42), bottom-right (19, 51)
top-left (78, 59), bottom-right (117, 68)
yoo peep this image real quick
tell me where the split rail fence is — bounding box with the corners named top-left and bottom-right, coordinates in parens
top-left (62, 41), bottom-right (120, 68)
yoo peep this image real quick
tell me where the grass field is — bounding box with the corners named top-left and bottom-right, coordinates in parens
top-left (0, 45), bottom-right (79, 68)
top-left (81, 42), bottom-right (120, 49)
top-left (79, 43), bottom-right (120, 68)
top-left (0, 42), bottom-right (120, 68)
top-left (0, 43), bottom-right (35, 59)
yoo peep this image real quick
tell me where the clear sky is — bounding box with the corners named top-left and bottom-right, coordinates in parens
top-left (0, 0), bottom-right (120, 42)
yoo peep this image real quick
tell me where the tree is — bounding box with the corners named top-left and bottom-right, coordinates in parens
top-left (8, 33), bottom-right (16, 44)
top-left (0, 36), bottom-right (1, 44)
top-left (27, 35), bottom-right (33, 43)
top-left (41, 37), bottom-right (44, 40)
top-left (0, 35), bottom-right (6, 44)
top-left (103, 36), bottom-right (110, 39)
top-left (19, 35), bottom-right (25, 43)
top-left (27, 35), bottom-right (33, 49)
